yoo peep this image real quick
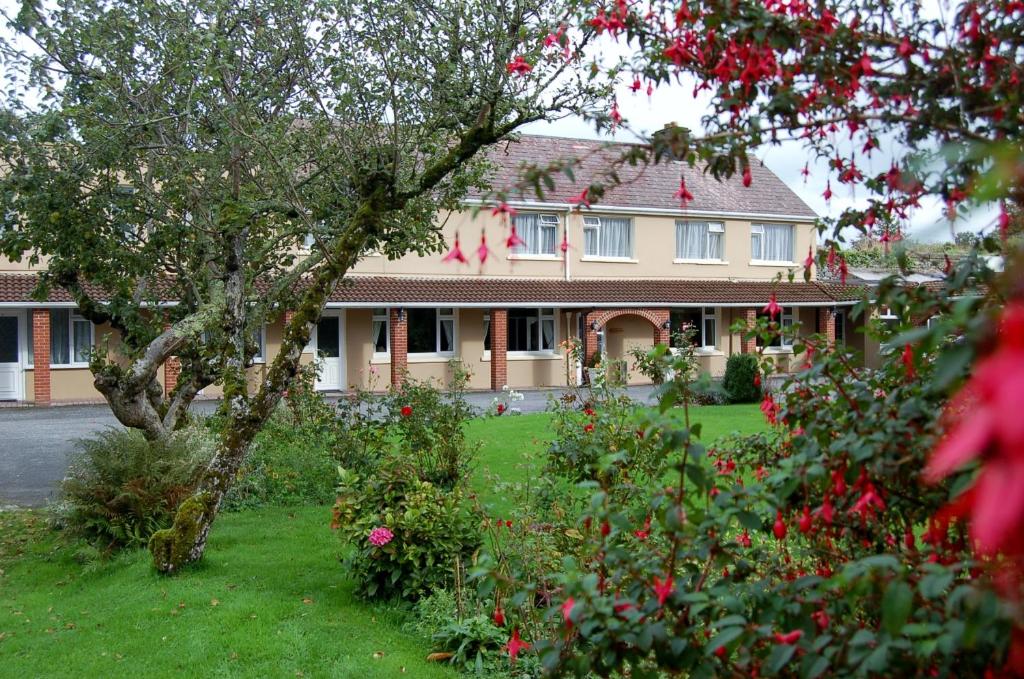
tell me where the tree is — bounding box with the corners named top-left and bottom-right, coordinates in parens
top-left (0, 0), bottom-right (607, 571)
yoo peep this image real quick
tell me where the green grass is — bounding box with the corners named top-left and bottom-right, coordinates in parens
top-left (0, 403), bottom-right (764, 678)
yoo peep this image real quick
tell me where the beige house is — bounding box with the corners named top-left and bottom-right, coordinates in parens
top-left (0, 135), bottom-right (869, 404)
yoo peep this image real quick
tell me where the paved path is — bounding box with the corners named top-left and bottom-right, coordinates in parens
top-left (0, 386), bottom-right (657, 508)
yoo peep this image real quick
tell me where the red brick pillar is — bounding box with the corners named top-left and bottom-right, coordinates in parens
top-left (31, 309), bottom-right (50, 406)
top-left (741, 308), bottom-right (758, 354)
top-left (489, 308), bottom-right (508, 390)
top-left (389, 308), bottom-right (407, 386)
top-left (651, 309), bottom-right (670, 346)
top-left (284, 310), bottom-right (295, 325)
top-left (818, 307), bottom-right (836, 346)
top-left (164, 357), bottom-right (181, 397)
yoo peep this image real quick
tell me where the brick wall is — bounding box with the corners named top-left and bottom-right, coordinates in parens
top-left (741, 308), bottom-right (758, 354)
top-left (817, 307), bottom-right (836, 346)
top-left (31, 309), bottom-right (50, 406)
top-left (389, 308), bottom-right (407, 386)
top-left (164, 357), bottom-right (181, 397)
top-left (489, 308), bottom-right (508, 390)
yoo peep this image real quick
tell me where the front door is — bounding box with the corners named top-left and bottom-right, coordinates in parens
top-left (314, 312), bottom-right (346, 391)
top-left (0, 313), bottom-right (23, 401)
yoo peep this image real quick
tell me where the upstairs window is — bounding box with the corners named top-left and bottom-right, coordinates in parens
top-left (583, 216), bottom-right (633, 259)
top-left (408, 308), bottom-right (455, 355)
top-left (670, 307), bottom-right (717, 349)
top-left (676, 221), bottom-right (724, 261)
top-left (751, 223), bottom-right (795, 263)
top-left (512, 213), bottom-right (559, 256)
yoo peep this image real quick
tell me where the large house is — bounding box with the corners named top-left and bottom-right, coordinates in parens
top-left (0, 135), bottom-right (872, 405)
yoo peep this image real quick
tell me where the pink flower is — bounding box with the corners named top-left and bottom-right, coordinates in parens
top-left (368, 526), bottom-right (394, 547)
top-left (442, 234), bottom-right (468, 264)
top-left (491, 202), bottom-right (517, 218)
top-left (762, 292), bottom-right (782, 319)
top-left (505, 225), bottom-right (526, 250)
top-left (742, 166), bottom-right (752, 187)
top-left (774, 629), bottom-right (803, 645)
top-left (902, 343), bottom-right (915, 380)
top-left (570, 187), bottom-right (591, 208)
top-left (924, 302), bottom-right (1024, 556)
top-left (506, 628), bottom-right (530, 661)
top-left (652, 575), bottom-right (675, 606)
top-left (400, 405), bottom-right (413, 417)
top-left (561, 597), bottom-right (576, 627)
top-left (506, 56), bottom-right (533, 76)
top-left (476, 232), bottom-right (493, 264)
top-left (675, 178), bottom-right (694, 208)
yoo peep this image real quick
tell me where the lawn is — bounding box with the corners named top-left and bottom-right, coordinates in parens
top-left (0, 403), bottom-right (764, 678)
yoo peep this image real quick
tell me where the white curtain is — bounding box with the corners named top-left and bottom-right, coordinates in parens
top-left (762, 224), bottom-right (794, 262)
top-left (50, 309), bottom-right (69, 364)
top-left (676, 222), bottom-right (722, 259)
top-left (598, 217), bottom-right (632, 257)
top-left (541, 318), bottom-right (554, 350)
top-left (513, 214), bottom-right (556, 255)
top-left (440, 317), bottom-right (454, 352)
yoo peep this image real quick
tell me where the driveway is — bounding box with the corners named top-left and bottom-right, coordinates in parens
top-left (0, 386), bottom-right (657, 508)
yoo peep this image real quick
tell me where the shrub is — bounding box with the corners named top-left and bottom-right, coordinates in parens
top-left (722, 352), bottom-right (761, 403)
top-left (59, 427), bottom-right (211, 550)
top-left (331, 462), bottom-right (481, 600)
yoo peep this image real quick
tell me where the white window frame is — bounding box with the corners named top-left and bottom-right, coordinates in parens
top-left (670, 307), bottom-right (719, 352)
top-left (582, 215), bottom-right (635, 260)
top-left (758, 306), bottom-right (796, 351)
top-left (674, 221), bottom-right (725, 263)
top-left (27, 310), bottom-right (94, 368)
top-left (253, 324), bottom-right (267, 364)
top-left (750, 223), bottom-right (796, 264)
top-left (371, 307), bottom-right (390, 359)
top-left (408, 307), bottom-right (456, 358)
top-left (507, 308), bottom-right (557, 355)
top-left (510, 213), bottom-right (560, 258)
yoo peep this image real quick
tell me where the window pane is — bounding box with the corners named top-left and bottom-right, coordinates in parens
top-left (508, 309), bottom-right (539, 351)
top-left (316, 317), bottom-right (340, 357)
top-left (73, 318), bottom-right (91, 362)
top-left (513, 214), bottom-right (557, 256)
top-left (50, 309), bottom-right (70, 364)
top-left (676, 222), bottom-right (707, 259)
top-left (541, 319), bottom-right (555, 350)
top-left (703, 317), bottom-right (716, 348)
top-left (440, 319), bottom-right (454, 352)
top-left (372, 307), bottom-right (387, 317)
top-left (483, 314), bottom-right (490, 352)
top-left (670, 309), bottom-right (701, 347)
top-left (762, 224), bottom-right (794, 261)
top-left (584, 227), bottom-right (597, 256)
top-left (708, 231), bottom-right (723, 260)
top-left (0, 316), bottom-right (17, 363)
top-left (372, 320), bottom-right (388, 353)
top-left (408, 309), bottom-right (437, 353)
top-left (26, 313), bottom-right (33, 364)
top-left (599, 217), bottom-right (632, 257)
top-left (751, 232), bottom-right (763, 260)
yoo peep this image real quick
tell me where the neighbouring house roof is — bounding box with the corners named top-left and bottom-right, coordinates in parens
top-left (0, 273), bottom-right (864, 308)
top-left (471, 135), bottom-right (819, 219)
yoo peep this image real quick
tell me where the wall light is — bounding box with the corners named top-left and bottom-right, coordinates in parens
top-left (589, 321), bottom-right (598, 331)
top-left (661, 320), bottom-right (671, 330)
top-left (397, 308), bottom-right (406, 321)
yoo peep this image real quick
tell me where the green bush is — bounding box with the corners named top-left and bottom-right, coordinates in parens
top-left (331, 462), bottom-right (481, 600)
top-left (59, 427), bottom-right (212, 550)
top-left (721, 352), bottom-right (762, 403)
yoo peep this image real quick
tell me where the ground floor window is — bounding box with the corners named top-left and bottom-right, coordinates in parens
top-left (835, 310), bottom-right (846, 345)
top-left (371, 308), bottom-right (389, 356)
top-left (670, 307), bottom-right (717, 349)
top-left (408, 308), bottom-right (454, 355)
top-left (484, 309), bottom-right (556, 353)
top-left (757, 306), bottom-right (795, 348)
top-left (27, 309), bottom-right (93, 366)
top-left (253, 324), bottom-right (266, 363)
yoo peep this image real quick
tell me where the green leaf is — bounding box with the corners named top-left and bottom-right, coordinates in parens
top-left (766, 643), bottom-right (797, 675)
top-left (715, 614), bottom-right (747, 628)
top-left (800, 654), bottom-right (829, 679)
top-left (882, 581), bottom-right (914, 636)
top-left (706, 626), bottom-right (744, 653)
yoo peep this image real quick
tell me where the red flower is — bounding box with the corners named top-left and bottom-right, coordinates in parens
top-left (505, 225), bottom-right (526, 250)
top-left (506, 628), bottom-right (530, 661)
top-left (803, 247), bottom-right (814, 271)
top-left (652, 575), bottom-right (675, 606)
top-left (400, 405), bottom-right (413, 417)
top-left (798, 505), bottom-right (813, 534)
top-left (610, 100), bottom-right (622, 127)
top-left (629, 76), bottom-right (641, 92)
top-left (898, 36), bottom-right (915, 59)
top-left (924, 302), bottom-right (1024, 556)
top-left (600, 520), bottom-right (611, 537)
top-left (762, 292), bottom-right (782, 318)
top-left (570, 187), bottom-right (591, 208)
top-left (561, 597), bottom-right (576, 627)
top-left (742, 166), bottom-right (752, 187)
top-left (902, 343), bottom-right (915, 380)
top-left (823, 181), bottom-right (832, 202)
top-left (506, 56), bottom-right (533, 76)
top-left (737, 529), bottom-right (752, 548)
top-left (584, 407), bottom-right (596, 417)
top-left (761, 392), bottom-right (779, 425)
top-left (491, 202), bottom-right (517, 218)
top-left (773, 509), bottom-right (787, 540)
top-left (476, 232), bottom-right (493, 264)
top-left (493, 607), bottom-right (506, 626)
top-left (583, 423), bottom-right (594, 433)
top-left (812, 609), bottom-right (830, 630)
top-left (774, 629), bottom-right (803, 645)
top-left (753, 372), bottom-right (761, 388)
top-left (675, 178), bottom-right (694, 208)
top-left (497, 403), bottom-right (506, 415)
top-left (634, 516), bottom-right (651, 540)
top-left (441, 234), bottom-right (468, 264)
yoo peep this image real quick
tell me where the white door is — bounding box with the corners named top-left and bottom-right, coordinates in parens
top-left (314, 312), bottom-right (346, 391)
top-left (0, 313), bottom-right (23, 401)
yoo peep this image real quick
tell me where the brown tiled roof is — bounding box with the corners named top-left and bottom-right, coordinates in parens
top-left (0, 272), bottom-right (863, 306)
top-left (471, 135), bottom-right (818, 219)
top-left (327, 276), bottom-right (862, 306)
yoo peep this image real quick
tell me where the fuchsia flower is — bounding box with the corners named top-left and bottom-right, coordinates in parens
top-left (493, 607), bottom-right (505, 626)
top-left (675, 178), bottom-right (694, 208)
top-left (742, 166), bottom-right (752, 187)
top-left (652, 575), bottom-right (675, 606)
top-left (902, 343), bottom-right (915, 380)
top-left (561, 597), bottom-right (576, 627)
top-left (925, 302), bottom-right (1024, 557)
top-left (400, 405), bottom-right (413, 417)
top-left (570, 187), bottom-right (591, 208)
top-left (505, 225), bottom-right (526, 250)
top-left (442, 234), bottom-right (468, 264)
top-left (774, 629), bottom-right (803, 645)
top-left (506, 56), bottom-right (533, 76)
top-left (803, 246), bottom-right (814, 272)
top-left (368, 526), bottom-right (393, 547)
top-left (491, 202), bottom-right (517, 218)
top-left (506, 628), bottom-right (530, 661)
top-left (476, 232), bottom-right (493, 264)
top-left (762, 292), bottom-right (782, 319)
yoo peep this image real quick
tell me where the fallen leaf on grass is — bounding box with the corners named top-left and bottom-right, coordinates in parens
top-left (302, 598), bottom-right (313, 605)
top-left (210, 599), bottom-right (220, 607)
top-left (426, 652), bottom-right (454, 662)
top-left (372, 651), bottom-right (385, 659)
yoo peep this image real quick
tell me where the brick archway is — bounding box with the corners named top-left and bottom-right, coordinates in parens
top-left (583, 308), bottom-right (670, 372)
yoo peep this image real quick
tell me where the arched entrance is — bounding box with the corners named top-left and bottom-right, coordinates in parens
top-left (583, 308), bottom-right (670, 384)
